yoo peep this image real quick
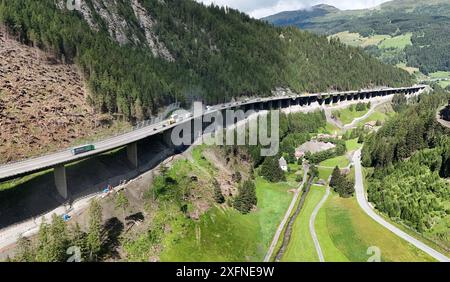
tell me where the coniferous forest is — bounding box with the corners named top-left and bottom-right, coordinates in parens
top-left (0, 0), bottom-right (412, 120)
top-left (362, 88), bottom-right (450, 246)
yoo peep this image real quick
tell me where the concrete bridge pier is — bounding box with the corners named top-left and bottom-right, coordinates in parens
top-left (127, 142), bottom-right (138, 168)
top-left (260, 102), bottom-right (265, 111)
top-left (54, 164), bottom-right (68, 199)
top-left (332, 96), bottom-right (339, 105)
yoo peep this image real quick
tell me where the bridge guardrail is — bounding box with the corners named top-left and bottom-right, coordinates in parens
top-left (0, 103), bottom-right (182, 168)
top-left (0, 87), bottom-right (424, 169)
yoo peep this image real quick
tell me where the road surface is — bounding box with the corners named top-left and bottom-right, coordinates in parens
top-left (309, 186), bottom-right (330, 262)
top-left (352, 149), bottom-right (450, 262)
top-left (264, 164), bottom-right (309, 262)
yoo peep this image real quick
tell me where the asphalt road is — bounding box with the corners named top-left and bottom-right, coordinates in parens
top-left (309, 186), bottom-right (330, 262)
top-left (352, 149), bottom-right (450, 262)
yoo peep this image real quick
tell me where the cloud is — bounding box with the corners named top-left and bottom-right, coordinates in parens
top-left (196, 0), bottom-right (392, 18)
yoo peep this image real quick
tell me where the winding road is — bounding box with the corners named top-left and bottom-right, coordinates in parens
top-left (352, 149), bottom-right (450, 262)
top-left (309, 186), bottom-right (330, 262)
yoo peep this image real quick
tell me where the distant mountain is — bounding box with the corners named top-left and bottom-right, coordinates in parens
top-left (262, 4), bottom-right (339, 29)
top-left (264, 0), bottom-right (450, 84)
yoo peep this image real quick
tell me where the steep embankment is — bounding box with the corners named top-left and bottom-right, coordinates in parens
top-left (0, 0), bottom-right (412, 122)
top-left (0, 29), bottom-right (102, 163)
top-left (2, 145), bottom-right (297, 262)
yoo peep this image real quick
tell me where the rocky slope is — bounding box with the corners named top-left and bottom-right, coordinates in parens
top-left (55, 0), bottom-right (174, 61)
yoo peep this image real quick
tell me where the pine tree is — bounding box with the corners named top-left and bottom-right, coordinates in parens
top-left (233, 180), bottom-right (257, 214)
top-left (47, 214), bottom-right (69, 262)
top-left (115, 191), bottom-right (130, 222)
top-left (260, 156), bottom-right (286, 182)
top-left (71, 223), bottom-right (88, 262)
top-left (14, 237), bottom-right (35, 262)
top-left (87, 199), bottom-right (103, 261)
top-left (213, 179), bottom-right (225, 204)
top-left (330, 166), bottom-right (341, 188)
top-left (35, 219), bottom-right (50, 262)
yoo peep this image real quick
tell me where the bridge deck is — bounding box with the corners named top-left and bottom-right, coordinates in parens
top-left (0, 85), bottom-right (426, 181)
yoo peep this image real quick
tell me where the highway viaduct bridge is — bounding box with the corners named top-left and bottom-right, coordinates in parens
top-left (0, 85), bottom-right (426, 201)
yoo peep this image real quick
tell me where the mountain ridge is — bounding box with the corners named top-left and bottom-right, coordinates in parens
top-left (264, 0), bottom-right (450, 78)
top-left (0, 0), bottom-right (412, 122)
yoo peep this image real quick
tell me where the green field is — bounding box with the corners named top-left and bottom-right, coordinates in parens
top-left (318, 167), bottom-right (333, 182)
top-left (345, 138), bottom-right (362, 152)
top-left (396, 63), bottom-right (420, 75)
top-left (356, 103), bottom-right (396, 128)
top-left (429, 71), bottom-right (450, 79)
top-left (281, 185), bottom-right (327, 262)
top-left (319, 194), bottom-right (435, 262)
top-left (331, 32), bottom-right (412, 51)
top-left (319, 122), bottom-right (341, 135)
top-left (429, 71), bottom-right (450, 88)
top-left (280, 152), bottom-right (436, 262)
top-left (333, 107), bottom-right (369, 125)
top-left (379, 33), bottom-right (413, 50)
top-left (159, 177), bottom-right (295, 262)
top-left (330, 32), bottom-right (389, 48)
top-left (319, 155), bottom-right (350, 168)
top-left (314, 193), bottom-right (349, 262)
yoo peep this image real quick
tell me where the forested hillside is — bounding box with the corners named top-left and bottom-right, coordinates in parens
top-left (362, 89), bottom-right (450, 247)
top-left (0, 0), bottom-right (412, 120)
top-left (264, 0), bottom-right (450, 77)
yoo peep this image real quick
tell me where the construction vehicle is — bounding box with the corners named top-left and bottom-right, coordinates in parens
top-left (168, 114), bottom-right (179, 125)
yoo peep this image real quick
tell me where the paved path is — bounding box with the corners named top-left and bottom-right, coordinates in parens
top-left (352, 149), bottom-right (450, 262)
top-left (342, 100), bottom-right (388, 130)
top-left (264, 164), bottom-right (309, 262)
top-left (309, 186), bottom-right (330, 262)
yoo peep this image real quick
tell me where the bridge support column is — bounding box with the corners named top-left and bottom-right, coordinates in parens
top-left (162, 129), bottom-right (176, 147)
top-left (54, 165), bottom-right (68, 200)
top-left (127, 142), bottom-right (138, 168)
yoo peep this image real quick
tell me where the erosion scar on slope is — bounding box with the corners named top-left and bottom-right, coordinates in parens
top-left (274, 175), bottom-right (315, 261)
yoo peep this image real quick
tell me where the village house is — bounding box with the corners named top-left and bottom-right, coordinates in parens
top-left (364, 120), bottom-right (377, 130)
top-left (295, 149), bottom-right (305, 160)
top-left (279, 156), bottom-right (288, 172)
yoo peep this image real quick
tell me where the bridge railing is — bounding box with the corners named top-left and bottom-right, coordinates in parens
top-left (0, 87), bottom-right (423, 168)
top-left (0, 103), bottom-right (183, 168)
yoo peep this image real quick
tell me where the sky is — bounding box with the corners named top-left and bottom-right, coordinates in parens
top-left (196, 0), bottom-right (392, 19)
